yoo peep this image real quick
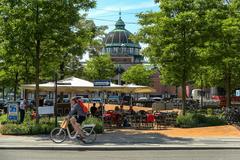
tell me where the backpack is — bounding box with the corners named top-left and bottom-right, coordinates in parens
top-left (77, 99), bottom-right (88, 113)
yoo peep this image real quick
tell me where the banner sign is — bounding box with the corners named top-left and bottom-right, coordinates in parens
top-left (38, 106), bottom-right (54, 115)
top-left (8, 103), bottom-right (18, 121)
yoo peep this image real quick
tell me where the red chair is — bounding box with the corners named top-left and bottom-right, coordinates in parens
top-left (111, 113), bottom-right (122, 127)
top-left (103, 113), bottom-right (112, 128)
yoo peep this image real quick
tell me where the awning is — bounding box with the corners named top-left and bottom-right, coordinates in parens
top-left (21, 77), bottom-right (155, 93)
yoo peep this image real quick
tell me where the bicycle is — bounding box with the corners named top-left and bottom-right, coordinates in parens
top-left (50, 119), bottom-right (96, 144)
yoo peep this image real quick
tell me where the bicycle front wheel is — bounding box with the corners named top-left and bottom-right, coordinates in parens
top-left (50, 127), bottom-right (67, 143)
top-left (82, 128), bottom-right (96, 144)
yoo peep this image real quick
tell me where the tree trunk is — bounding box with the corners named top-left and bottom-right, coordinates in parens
top-left (59, 53), bottom-right (68, 102)
top-left (175, 86), bottom-right (178, 98)
top-left (14, 72), bottom-right (19, 101)
top-left (200, 74), bottom-right (203, 108)
top-left (226, 68), bottom-right (231, 107)
top-left (181, 27), bottom-right (187, 115)
top-left (35, 1), bottom-right (40, 124)
top-left (181, 81), bottom-right (186, 115)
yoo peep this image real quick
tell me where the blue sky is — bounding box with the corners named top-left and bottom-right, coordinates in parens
top-left (86, 0), bottom-right (159, 33)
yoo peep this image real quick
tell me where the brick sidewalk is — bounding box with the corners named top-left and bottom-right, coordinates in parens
top-left (137, 125), bottom-right (240, 138)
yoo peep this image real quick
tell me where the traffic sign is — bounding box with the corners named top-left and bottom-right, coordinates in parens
top-left (93, 80), bottom-right (111, 86)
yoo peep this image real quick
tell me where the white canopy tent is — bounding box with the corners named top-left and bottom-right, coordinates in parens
top-left (122, 84), bottom-right (156, 93)
top-left (21, 77), bottom-right (94, 92)
top-left (21, 77), bottom-right (155, 94)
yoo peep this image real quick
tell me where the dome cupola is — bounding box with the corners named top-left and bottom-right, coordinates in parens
top-left (103, 12), bottom-right (141, 57)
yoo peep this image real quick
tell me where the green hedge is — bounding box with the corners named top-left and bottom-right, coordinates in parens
top-left (82, 117), bottom-right (104, 134)
top-left (0, 124), bottom-right (30, 135)
top-left (0, 115), bottom-right (104, 135)
top-left (0, 123), bottom-right (56, 135)
top-left (0, 113), bottom-right (56, 135)
top-left (0, 114), bottom-right (10, 125)
top-left (176, 113), bottom-right (227, 128)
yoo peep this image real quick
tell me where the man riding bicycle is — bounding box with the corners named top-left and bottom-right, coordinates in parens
top-left (65, 97), bottom-right (87, 140)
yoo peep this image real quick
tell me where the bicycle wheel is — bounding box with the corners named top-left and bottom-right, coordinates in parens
top-left (82, 127), bottom-right (96, 144)
top-left (50, 127), bottom-right (67, 143)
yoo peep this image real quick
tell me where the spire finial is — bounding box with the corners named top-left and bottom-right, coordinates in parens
top-left (119, 8), bottom-right (121, 18)
top-left (115, 8), bottom-right (125, 29)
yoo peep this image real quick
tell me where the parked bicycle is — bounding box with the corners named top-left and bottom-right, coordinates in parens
top-left (50, 119), bottom-right (96, 144)
top-left (223, 107), bottom-right (240, 124)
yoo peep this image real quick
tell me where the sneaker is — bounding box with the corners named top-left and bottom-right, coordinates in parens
top-left (76, 135), bottom-right (86, 144)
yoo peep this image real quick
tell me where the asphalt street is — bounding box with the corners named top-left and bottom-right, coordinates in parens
top-left (1, 150), bottom-right (240, 160)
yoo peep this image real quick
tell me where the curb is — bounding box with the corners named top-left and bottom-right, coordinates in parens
top-left (1, 146), bottom-right (240, 151)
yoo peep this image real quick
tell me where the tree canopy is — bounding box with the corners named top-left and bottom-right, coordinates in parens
top-left (136, 0), bottom-right (240, 109)
top-left (122, 64), bottom-right (155, 86)
top-left (83, 54), bottom-right (115, 81)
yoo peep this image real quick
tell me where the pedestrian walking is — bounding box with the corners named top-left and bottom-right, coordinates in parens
top-left (19, 99), bottom-right (27, 123)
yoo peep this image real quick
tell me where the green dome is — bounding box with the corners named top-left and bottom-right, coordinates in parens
top-left (103, 17), bottom-right (141, 56)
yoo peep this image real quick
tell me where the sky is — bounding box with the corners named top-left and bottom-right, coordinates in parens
top-left (86, 0), bottom-right (159, 33)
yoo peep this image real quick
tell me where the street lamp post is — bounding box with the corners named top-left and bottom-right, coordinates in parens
top-left (54, 73), bottom-right (58, 127)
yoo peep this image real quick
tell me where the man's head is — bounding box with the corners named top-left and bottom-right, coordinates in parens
top-left (70, 97), bottom-right (78, 105)
top-left (120, 105), bottom-right (123, 109)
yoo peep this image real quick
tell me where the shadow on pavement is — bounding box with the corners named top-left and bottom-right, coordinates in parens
top-left (16, 129), bottom-right (194, 146)
top-left (93, 129), bottom-right (193, 145)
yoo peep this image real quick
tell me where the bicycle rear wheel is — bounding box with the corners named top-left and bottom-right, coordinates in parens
top-left (50, 127), bottom-right (67, 143)
top-left (82, 128), bottom-right (96, 144)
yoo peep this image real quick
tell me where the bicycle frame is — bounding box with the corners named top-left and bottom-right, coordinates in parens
top-left (57, 122), bottom-right (95, 140)
top-left (82, 124), bottom-right (96, 136)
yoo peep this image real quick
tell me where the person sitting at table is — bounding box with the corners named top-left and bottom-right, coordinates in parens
top-left (113, 106), bottom-right (122, 127)
top-left (127, 106), bottom-right (136, 115)
top-left (96, 103), bottom-right (104, 117)
top-left (138, 110), bottom-right (147, 115)
top-left (114, 106), bottom-right (121, 114)
top-left (90, 103), bottom-right (97, 117)
top-left (119, 105), bottom-right (125, 115)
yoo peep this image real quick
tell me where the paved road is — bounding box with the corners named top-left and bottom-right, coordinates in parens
top-left (1, 150), bottom-right (240, 160)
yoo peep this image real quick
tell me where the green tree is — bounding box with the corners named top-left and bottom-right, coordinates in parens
top-left (55, 19), bottom-right (107, 80)
top-left (83, 55), bottom-right (115, 81)
top-left (86, 20), bottom-right (108, 57)
top-left (122, 64), bottom-right (155, 86)
top-left (203, 0), bottom-right (240, 107)
top-left (0, 0), bottom-right (96, 122)
top-left (0, 42), bottom-right (30, 100)
top-left (136, 0), bottom-right (204, 114)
